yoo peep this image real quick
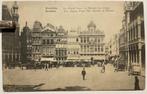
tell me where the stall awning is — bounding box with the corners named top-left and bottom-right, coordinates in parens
top-left (66, 59), bottom-right (80, 62)
top-left (41, 58), bottom-right (56, 62)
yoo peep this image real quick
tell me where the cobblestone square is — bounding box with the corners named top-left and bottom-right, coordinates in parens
top-left (3, 64), bottom-right (145, 91)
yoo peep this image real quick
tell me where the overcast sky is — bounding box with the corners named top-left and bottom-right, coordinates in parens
top-left (3, 1), bottom-right (124, 43)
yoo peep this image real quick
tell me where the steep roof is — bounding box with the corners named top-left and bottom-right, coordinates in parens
top-left (33, 21), bottom-right (42, 29)
top-left (42, 23), bottom-right (56, 32)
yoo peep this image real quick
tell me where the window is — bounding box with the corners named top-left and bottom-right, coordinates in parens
top-left (76, 38), bottom-right (78, 42)
top-left (81, 37), bottom-right (83, 43)
top-left (65, 51), bottom-right (67, 55)
top-left (87, 45), bottom-right (89, 52)
top-left (90, 28), bottom-right (94, 32)
top-left (50, 39), bottom-right (54, 44)
top-left (101, 47), bottom-right (103, 52)
top-left (47, 40), bottom-right (49, 44)
top-left (81, 46), bottom-right (83, 52)
top-left (84, 37), bottom-right (86, 43)
top-left (84, 45), bottom-right (86, 52)
top-left (98, 38), bottom-right (100, 43)
top-left (95, 47), bottom-right (97, 52)
top-left (87, 37), bottom-right (89, 42)
top-left (98, 46), bottom-right (100, 52)
top-left (43, 40), bottom-right (45, 44)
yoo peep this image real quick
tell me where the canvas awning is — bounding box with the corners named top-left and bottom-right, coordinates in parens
top-left (41, 58), bottom-right (56, 62)
top-left (66, 59), bottom-right (80, 62)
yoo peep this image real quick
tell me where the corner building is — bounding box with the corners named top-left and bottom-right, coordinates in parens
top-left (126, 2), bottom-right (145, 72)
top-left (2, 2), bottom-right (20, 67)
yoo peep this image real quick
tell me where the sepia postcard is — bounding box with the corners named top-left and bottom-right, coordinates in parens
top-left (1, 0), bottom-right (145, 92)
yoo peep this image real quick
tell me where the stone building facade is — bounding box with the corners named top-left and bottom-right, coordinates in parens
top-left (2, 2), bottom-right (21, 67)
top-left (119, 2), bottom-right (145, 73)
top-left (41, 23), bottom-right (57, 62)
top-left (67, 30), bottom-right (80, 62)
top-left (79, 21), bottom-right (105, 61)
top-left (107, 33), bottom-right (119, 61)
top-left (55, 26), bottom-right (68, 63)
top-left (21, 22), bottom-right (32, 64)
top-left (31, 21), bottom-right (42, 62)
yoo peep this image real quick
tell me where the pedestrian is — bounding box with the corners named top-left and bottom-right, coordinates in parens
top-left (134, 76), bottom-right (140, 90)
top-left (101, 64), bottom-right (105, 73)
top-left (103, 64), bottom-right (105, 72)
top-left (45, 63), bottom-right (48, 71)
top-left (81, 67), bottom-right (86, 80)
top-left (46, 63), bottom-right (48, 71)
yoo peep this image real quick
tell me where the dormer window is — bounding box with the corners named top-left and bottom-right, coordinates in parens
top-left (90, 27), bottom-right (94, 32)
top-left (88, 21), bottom-right (96, 32)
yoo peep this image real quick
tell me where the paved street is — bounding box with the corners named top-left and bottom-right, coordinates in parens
top-left (3, 64), bottom-right (145, 91)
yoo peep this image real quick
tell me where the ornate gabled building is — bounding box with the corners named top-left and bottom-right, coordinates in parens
top-left (41, 23), bottom-right (57, 62)
top-left (2, 2), bottom-right (20, 67)
top-left (21, 22), bottom-right (32, 64)
top-left (56, 26), bottom-right (68, 64)
top-left (79, 21), bottom-right (105, 62)
top-left (67, 30), bottom-right (80, 62)
top-left (31, 21), bottom-right (42, 63)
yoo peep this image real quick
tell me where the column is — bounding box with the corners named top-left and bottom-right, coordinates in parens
top-left (8, 53), bottom-right (9, 63)
top-left (130, 28), bottom-right (132, 41)
top-left (135, 25), bottom-right (137, 39)
top-left (132, 25), bottom-right (134, 40)
top-left (130, 52), bottom-right (132, 65)
top-left (3, 53), bottom-right (5, 63)
top-left (129, 28), bottom-right (130, 41)
top-left (135, 51), bottom-right (137, 63)
top-left (134, 24), bottom-right (136, 40)
top-left (127, 51), bottom-right (130, 70)
top-left (139, 49), bottom-right (142, 69)
top-left (138, 43), bottom-right (142, 71)
top-left (85, 45), bottom-right (86, 54)
top-left (132, 50), bottom-right (134, 63)
top-left (137, 16), bottom-right (141, 40)
top-left (85, 36), bottom-right (88, 43)
top-left (19, 53), bottom-right (20, 62)
top-left (12, 51), bottom-right (13, 63)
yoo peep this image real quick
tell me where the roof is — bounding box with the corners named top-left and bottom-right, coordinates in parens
top-left (33, 21), bottom-right (42, 28)
top-left (23, 22), bottom-right (30, 31)
top-left (42, 23), bottom-right (56, 32)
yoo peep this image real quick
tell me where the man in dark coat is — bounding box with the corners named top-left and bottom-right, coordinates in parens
top-left (81, 67), bottom-right (86, 80)
top-left (134, 76), bottom-right (140, 90)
